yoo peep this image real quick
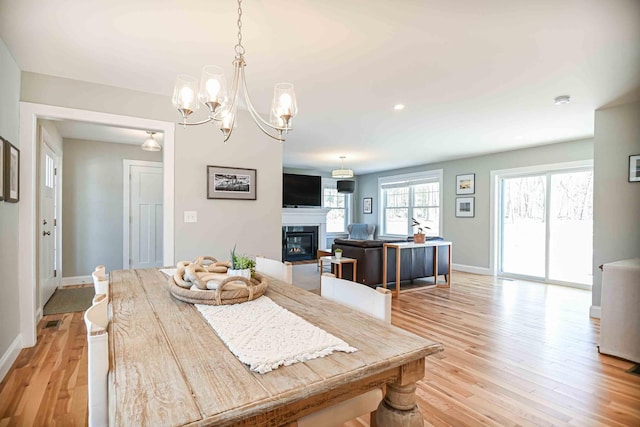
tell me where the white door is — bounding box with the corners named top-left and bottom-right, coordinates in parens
top-left (129, 163), bottom-right (163, 269)
top-left (39, 142), bottom-right (59, 305)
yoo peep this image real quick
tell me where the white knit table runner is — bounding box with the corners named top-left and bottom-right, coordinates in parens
top-left (195, 296), bottom-right (357, 374)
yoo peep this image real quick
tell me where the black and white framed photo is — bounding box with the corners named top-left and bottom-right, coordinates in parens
top-left (456, 173), bottom-right (475, 195)
top-left (629, 154), bottom-right (640, 182)
top-left (4, 140), bottom-right (19, 203)
top-left (363, 197), bottom-right (373, 214)
top-left (207, 165), bottom-right (256, 200)
top-left (456, 197), bottom-right (474, 218)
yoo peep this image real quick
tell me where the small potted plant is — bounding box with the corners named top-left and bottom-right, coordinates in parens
top-left (228, 245), bottom-right (256, 278)
top-left (334, 248), bottom-right (343, 259)
top-left (411, 217), bottom-right (430, 244)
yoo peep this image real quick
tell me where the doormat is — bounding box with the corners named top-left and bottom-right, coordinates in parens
top-left (627, 364), bottom-right (640, 377)
top-left (43, 287), bottom-right (95, 315)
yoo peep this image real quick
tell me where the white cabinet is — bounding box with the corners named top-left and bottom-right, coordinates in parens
top-left (599, 258), bottom-right (640, 363)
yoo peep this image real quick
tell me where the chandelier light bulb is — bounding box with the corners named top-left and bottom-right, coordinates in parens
top-left (172, 74), bottom-right (200, 122)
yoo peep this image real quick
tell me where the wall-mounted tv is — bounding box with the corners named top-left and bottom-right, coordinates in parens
top-left (283, 173), bottom-right (322, 207)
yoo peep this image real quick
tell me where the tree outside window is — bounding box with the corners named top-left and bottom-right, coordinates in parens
top-left (324, 188), bottom-right (346, 233)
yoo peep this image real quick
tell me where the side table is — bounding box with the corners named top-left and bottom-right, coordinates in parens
top-left (319, 256), bottom-right (357, 282)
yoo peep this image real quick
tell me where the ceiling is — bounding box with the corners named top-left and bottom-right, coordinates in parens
top-left (1, 0), bottom-right (639, 175)
top-left (53, 120), bottom-right (164, 146)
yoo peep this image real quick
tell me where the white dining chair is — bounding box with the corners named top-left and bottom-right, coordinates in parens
top-left (296, 274), bottom-right (392, 427)
top-left (320, 273), bottom-right (392, 324)
top-left (84, 293), bottom-right (109, 427)
top-left (92, 265), bottom-right (109, 296)
top-left (255, 256), bottom-right (293, 284)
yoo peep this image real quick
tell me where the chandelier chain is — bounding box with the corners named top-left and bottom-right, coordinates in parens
top-left (234, 0), bottom-right (245, 57)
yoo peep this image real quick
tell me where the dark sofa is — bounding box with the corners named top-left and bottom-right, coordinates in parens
top-left (331, 237), bottom-right (449, 287)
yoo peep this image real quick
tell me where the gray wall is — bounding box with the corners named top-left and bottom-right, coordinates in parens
top-left (0, 37), bottom-right (21, 367)
top-left (21, 72), bottom-right (283, 264)
top-left (62, 138), bottom-right (162, 276)
top-left (592, 100), bottom-right (640, 308)
top-left (356, 138), bottom-right (594, 269)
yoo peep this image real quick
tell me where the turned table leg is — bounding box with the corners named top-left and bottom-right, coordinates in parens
top-left (375, 358), bottom-right (425, 427)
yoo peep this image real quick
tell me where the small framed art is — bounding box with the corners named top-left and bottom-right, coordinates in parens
top-left (363, 197), bottom-right (373, 214)
top-left (4, 140), bottom-right (19, 203)
top-left (629, 154), bottom-right (640, 182)
top-left (207, 165), bottom-right (257, 200)
top-left (456, 197), bottom-right (474, 218)
top-left (456, 173), bottom-right (475, 195)
top-left (0, 137), bottom-right (4, 201)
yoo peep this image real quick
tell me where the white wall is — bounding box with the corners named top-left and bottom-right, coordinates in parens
top-left (61, 138), bottom-right (162, 276)
top-left (20, 72), bottom-right (283, 264)
top-left (592, 100), bottom-right (640, 309)
top-left (0, 37), bottom-right (22, 378)
top-left (356, 138), bottom-right (594, 271)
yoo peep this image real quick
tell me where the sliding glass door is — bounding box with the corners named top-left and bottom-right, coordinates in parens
top-left (499, 167), bottom-right (593, 287)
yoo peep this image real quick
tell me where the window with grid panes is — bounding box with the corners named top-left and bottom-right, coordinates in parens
top-left (380, 171), bottom-right (442, 236)
top-left (324, 187), bottom-right (347, 233)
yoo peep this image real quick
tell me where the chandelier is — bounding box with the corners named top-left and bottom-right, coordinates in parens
top-left (331, 156), bottom-right (354, 179)
top-left (171, 0), bottom-right (298, 142)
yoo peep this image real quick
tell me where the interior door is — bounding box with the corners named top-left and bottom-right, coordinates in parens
top-left (130, 164), bottom-right (163, 269)
top-left (39, 142), bottom-right (59, 305)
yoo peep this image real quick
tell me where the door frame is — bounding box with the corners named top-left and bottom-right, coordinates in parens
top-left (123, 160), bottom-right (163, 269)
top-left (19, 102), bottom-right (175, 347)
top-left (38, 128), bottom-right (62, 307)
top-left (489, 160), bottom-right (593, 286)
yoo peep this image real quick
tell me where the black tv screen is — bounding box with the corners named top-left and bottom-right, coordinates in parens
top-left (283, 173), bottom-right (322, 207)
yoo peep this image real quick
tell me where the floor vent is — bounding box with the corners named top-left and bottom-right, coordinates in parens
top-left (44, 320), bottom-right (61, 329)
top-left (627, 364), bottom-right (640, 376)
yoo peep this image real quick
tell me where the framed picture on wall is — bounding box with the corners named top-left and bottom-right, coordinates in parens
top-left (456, 197), bottom-right (474, 218)
top-left (363, 197), bottom-right (372, 214)
top-left (4, 140), bottom-right (19, 203)
top-left (0, 137), bottom-right (4, 201)
top-left (456, 173), bottom-right (475, 194)
top-left (207, 165), bottom-right (257, 200)
top-left (629, 154), bottom-right (640, 182)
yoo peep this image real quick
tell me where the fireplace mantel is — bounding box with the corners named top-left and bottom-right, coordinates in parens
top-left (282, 208), bottom-right (331, 251)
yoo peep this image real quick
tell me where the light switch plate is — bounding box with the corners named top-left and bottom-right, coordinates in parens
top-left (184, 211), bottom-right (197, 223)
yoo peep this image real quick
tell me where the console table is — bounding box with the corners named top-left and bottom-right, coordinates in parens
top-left (382, 241), bottom-right (452, 298)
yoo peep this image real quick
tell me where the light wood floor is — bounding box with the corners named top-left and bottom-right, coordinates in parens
top-left (1, 272), bottom-right (639, 426)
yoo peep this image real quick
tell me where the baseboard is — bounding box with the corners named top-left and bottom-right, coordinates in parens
top-left (62, 275), bottom-right (92, 286)
top-left (452, 264), bottom-right (492, 275)
top-left (0, 334), bottom-right (22, 383)
top-left (590, 305), bottom-right (601, 319)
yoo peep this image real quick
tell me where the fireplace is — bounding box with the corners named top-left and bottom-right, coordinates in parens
top-left (282, 226), bottom-right (318, 262)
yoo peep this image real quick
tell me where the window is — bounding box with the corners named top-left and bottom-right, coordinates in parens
top-left (323, 180), bottom-right (349, 233)
top-left (379, 170), bottom-right (442, 237)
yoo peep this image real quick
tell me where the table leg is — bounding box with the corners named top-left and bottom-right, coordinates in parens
top-left (376, 358), bottom-right (425, 427)
top-left (395, 248), bottom-right (401, 298)
top-left (437, 244), bottom-right (452, 288)
top-left (352, 260), bottom-right (357, 282)
top-left (338, 263), bottom-right (342, 279)
top-left (433, 247), bottom-right (438, 286)
top-left (382, 245), bottom-right (388, 290)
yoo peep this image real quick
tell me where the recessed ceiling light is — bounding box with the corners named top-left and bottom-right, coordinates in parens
top-left (394, 104), bottom-right (405, 111)
top-left (554, 95), bottom-right (571, 105)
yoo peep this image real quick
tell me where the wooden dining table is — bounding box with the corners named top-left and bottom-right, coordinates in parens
top-left (108, 268), bottom-right (443, 426)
